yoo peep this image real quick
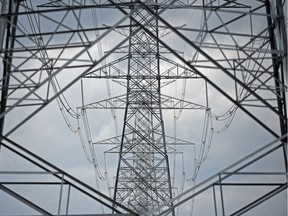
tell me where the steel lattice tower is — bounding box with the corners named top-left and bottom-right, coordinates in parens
top-left (113, 2), bottom-right (174, 213)
top-left (0, 0), bottom-right (287, 215)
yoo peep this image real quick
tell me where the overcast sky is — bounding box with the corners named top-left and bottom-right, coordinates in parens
top-left (0, 0), bottom-right (287, 215)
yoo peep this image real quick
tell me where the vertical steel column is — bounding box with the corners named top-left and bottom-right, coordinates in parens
top-left (265, 0), bottom-right (288, 184)
top-left (0, 0), bottom-right (19, 136)
top-left (0, 0), bottom-right (8, 51)
top-left (113, 0), bottom-right (174, 214)
top-left (218, 174), bottom-right (225, 216)
top-left (58, 174), bottom-right (65, 215)
top-left (65, 185), bottom-right (71, 215)
top-left (213, 185), bottom-right (218, 216)
top-left (265, 0), bottom-right (287, 140)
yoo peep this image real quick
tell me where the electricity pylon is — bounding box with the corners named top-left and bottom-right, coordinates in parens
top-left (111, 3), bottom-right (174, 213)
top-left (0, 0), bottom-right (287, 215)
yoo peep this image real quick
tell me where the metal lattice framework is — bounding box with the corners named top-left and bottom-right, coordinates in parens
top-left (0, 0), bottom-right (287, 215)
top-left (111, 3), bottom-right (174, 213)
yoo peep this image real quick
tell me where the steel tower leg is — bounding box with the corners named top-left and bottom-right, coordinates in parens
top-left (0, 0), bottom-right (19, 136)
top-left (265, 0), bottom-right (287, 141)
top-left (113, 1), bottom-right (174, 214)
